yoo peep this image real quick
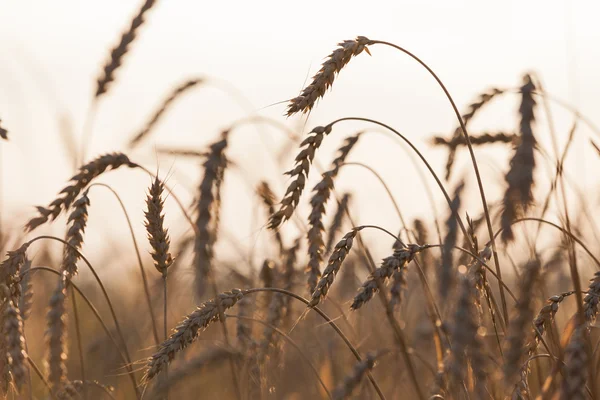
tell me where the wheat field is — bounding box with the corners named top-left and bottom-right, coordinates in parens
top-left (1, 2), bottom-right (600, 400)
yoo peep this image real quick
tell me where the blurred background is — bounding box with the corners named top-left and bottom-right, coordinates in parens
top-left (0, 0), bottom-right (598, 265)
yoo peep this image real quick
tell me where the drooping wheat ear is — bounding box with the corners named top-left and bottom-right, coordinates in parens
top-left (434, 131), bottom-right (516, 149)
top-left (286, 37), bottom-right (372, 116)
top-left (18, 257), bottom-right (33, 320)
top-left (439, 182), bottom-right (464, 301)
top-left (307, 133), bottom-right (362, 293)
top-left (46, 276), bottom-right (68, 396)
top-left (503, 259), bottom-right (540, 386)
top-left (3, 298), bottom-right (27, 392)
top-left (351, 244), bottom-right (425, 310)
top-left (129, 78), bottom-right (203, 147)
top-left (445, 274), bottom-right (488, 397)
top-left (309, 228), bottom-right (360, 308)
top-left (0, 119), bottom-right (7, 140)
top-left (145, 177), bottom-right (173, 276)
top-left (0, 243), bottom-right (30, 306)
top-left (560, 325), bottom-right (588, 400)
top-left (530, 291), bottom-right (575, 354)
top-left (26, 153), bottom-right (136, 231)
top-left (95, 0), bottom-right (157, 97)
top-left (269, 125), bottom-right (332, 229)
top-left (62, 191), bottom-right (90, 278)
top-left (332, 351), bottom-right (380, 400)
top-left (444, 87), bottom-right (505, 179)
top-left (500, 75), bottom-right (537, 243)
top-left (193, 132), bottom-right (229, 298)
top-left (256, 181), bottom-right (284, 253)
top-left (583, 271), bottom-right (600, 322)
top-left (145, 289), bottom-right (244, 381)
top-left (325, 193), bottom-right (351, 255)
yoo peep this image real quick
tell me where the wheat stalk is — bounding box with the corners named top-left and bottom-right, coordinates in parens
top-left (145, 289), bottom-right (244, 381)
top-left (26, 153), bottom-right (136, 231)
top-left (269, 125), bottom-right (332, 229)
top-left (287, 37), bottom-right (371, 116)
top-left (309, 228), bottom-right (360, 308)
top-left (95, 0), bottom-right (157, 97)
top-left (129, 78), bottom-right (203, 147)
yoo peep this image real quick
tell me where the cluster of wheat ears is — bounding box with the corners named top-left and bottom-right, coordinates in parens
top-left (2, 2), bottom-right (600, 400)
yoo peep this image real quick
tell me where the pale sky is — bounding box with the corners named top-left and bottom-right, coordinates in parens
top-left (1, 0), bottom-right (599, 265)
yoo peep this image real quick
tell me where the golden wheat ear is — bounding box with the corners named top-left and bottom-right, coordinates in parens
top-left (95, 0), bottom-right (157, 98)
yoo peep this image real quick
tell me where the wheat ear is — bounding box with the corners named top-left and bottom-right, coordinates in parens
top-left (3, 297), bottom-right (27, 392)
top-left (95, 0), bottom-right (157, 97)
top-left (46, 276), bottom-right (68, 396)
top-left (145, 177), bottom-right (173, 275)
top-left (26, 153), bottom-right (136, 231)
top-left (307, 134), bottom-right (362, 292)
top-left (269, 125), bottom-right (332, 229)
top-left (287, 37), bottom-right (371, 116)
top-left (583, 271), bottom-right (600, 322)
top-left (351, 244), bottom-right (425, 310)
top-left (194, 133), bottom-right (229, 298)
top-left (145, 289), bottom-right (244, 381)
top-left (129, 78), bottom-right (203, 147)
top-left (500, 75), bottom-right (537, 242)
top-left (309, 228), bottom-right (360, 307)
